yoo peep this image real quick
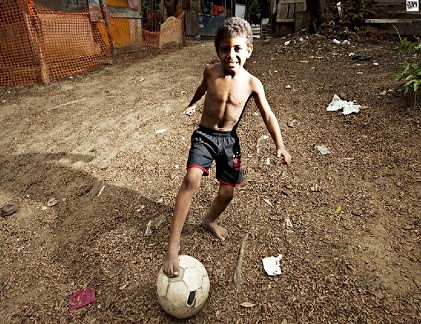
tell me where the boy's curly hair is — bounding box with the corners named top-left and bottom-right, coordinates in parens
top-left (214, 17), bottom-right (253, 53)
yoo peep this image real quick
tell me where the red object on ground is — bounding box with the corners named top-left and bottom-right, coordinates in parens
top-left (68, 287), bottom-right (96, 311)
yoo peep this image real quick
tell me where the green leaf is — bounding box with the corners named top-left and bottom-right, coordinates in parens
top-left (414, 80), bottom-right (420, 92)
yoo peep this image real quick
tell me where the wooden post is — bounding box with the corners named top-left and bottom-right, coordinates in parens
top-left (98, 0), bottom-right (116, 63)
top-left (306, 0), bottom-right (324, 33)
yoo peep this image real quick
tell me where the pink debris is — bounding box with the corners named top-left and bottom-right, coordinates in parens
top-left (68, 287), bottom-right (96, 311)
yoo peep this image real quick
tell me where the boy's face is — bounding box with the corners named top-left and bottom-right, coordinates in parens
top-left (218, 36), bottom-right (252, 74)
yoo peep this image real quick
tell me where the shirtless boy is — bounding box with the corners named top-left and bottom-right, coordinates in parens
top-left (162, 17), bottom-right (291, 277)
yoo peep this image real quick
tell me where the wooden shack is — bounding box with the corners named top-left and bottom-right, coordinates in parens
top-left (365, 0), bottom-right (421, 36)
top-left (274, 0), bottom-right (307, 35)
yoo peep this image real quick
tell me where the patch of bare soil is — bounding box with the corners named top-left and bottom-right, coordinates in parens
top-left (0, 33), bottom-right (420, 323)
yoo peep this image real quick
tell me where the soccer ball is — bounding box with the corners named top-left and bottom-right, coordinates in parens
top-left (156, 255), bottom-right (210, 319)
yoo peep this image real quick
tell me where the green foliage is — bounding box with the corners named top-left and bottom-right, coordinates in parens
top-left (395, 36), bottom-right (421, 53)
top-left (397, 63), bottom-right (421, 94)
top-left (394, 27), bottom-right (421, 108)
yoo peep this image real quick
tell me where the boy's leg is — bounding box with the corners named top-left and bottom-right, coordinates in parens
top-left (163, 167), bottom-right (203, 277)
top-left (202, 183), bottom-right (235, 241)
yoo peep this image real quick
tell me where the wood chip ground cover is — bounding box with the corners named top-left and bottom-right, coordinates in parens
top-left (0, 34), bottom-right (420, 323)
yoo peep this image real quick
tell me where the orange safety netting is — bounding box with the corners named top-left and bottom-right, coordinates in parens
top-left (0, 0), bottom-right (185, 87)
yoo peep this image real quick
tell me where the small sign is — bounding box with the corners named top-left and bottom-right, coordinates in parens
top-left (406, 0), bottom-right (419, 11)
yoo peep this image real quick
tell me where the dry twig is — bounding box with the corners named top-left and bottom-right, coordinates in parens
top-left (234, 233), bottom-right (248, 290)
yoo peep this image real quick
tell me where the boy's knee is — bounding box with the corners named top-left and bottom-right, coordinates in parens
top-left (218, 186), bottom-right (235, 202)
top-left (182, 171), bottom-right (202, 191)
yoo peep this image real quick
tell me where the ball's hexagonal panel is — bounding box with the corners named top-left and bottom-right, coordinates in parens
top-left (178, 255), bottom-right (197, 268)
top-left (166, 280), bottom-right (189, 309)
top-left (183, 267), bottom-right (204, 291)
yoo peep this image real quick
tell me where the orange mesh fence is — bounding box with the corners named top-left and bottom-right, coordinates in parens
top-left (0, 0), bottom-right (111, 86)
top-left (1, 0), bottom-right (40, 86)
top-left (0, 1), bottom-right (185, 87)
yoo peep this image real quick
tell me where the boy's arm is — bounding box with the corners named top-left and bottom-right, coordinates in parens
top-left (252, 78), bottom-right (292, 165)
top-left (183, 68), bottom-right (208, 115)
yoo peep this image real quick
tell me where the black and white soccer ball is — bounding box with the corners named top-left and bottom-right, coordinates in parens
top-left (156, 255), bottom-right (210, 319)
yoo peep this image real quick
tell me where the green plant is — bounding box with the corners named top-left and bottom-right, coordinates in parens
top-left (397, 63), bottom-right (421, 108)
top-left (394, 26), bottom-right (421, 109)
top-left (395, 37), bottom-right (416, 53)
top-left (397, 63), bottom-right (421, 93)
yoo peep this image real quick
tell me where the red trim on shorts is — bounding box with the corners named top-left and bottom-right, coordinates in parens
top-left (217, 178), bottom-right (244, 187)
top-left (187, 164), bottom-right (209, 175)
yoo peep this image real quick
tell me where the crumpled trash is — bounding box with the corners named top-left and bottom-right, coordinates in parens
top-left (315, 145), bottom-right (331, 155)
top-left (327, 94), bottom-right (361, 115)
top-left (262, 254), bottom-right (282, 276)
top-left (69, 287), bottom-right (96, 311)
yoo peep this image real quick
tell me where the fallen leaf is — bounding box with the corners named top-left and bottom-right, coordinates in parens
top-left (77, 185), bottom-right (92, 196)
top-left (105, 295), bottom-right (113, 310)
top-left (263, 197), bottom-right (273, 207)
top-left (284, 217), bottom-right (293, 229)
top-left (287, 119), bottom-right (296, 128)
top-left (240, 302), bottom-right (256, 308)
top-left (371, 290), bottom-right (384, 299)
top-left (310, 184), bottom-right (320, 192)
top-left (46, 198), bottom-right (58, 207)
top-left (155, 128), bottom-right (167, 134)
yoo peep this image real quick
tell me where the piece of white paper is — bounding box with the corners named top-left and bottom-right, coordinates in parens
top-left (315, 145), bottom-right (331, 155)
top-left (262, 254), bottom-right (283, 276)
top-left (327, 94), bottom-right (361, 115)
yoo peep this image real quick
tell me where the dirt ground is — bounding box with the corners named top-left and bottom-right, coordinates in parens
top-left (0, 31), bottom-right (420, 323)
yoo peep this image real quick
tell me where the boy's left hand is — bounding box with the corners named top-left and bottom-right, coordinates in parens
top-left (277, 148), bottom-right (292, 165)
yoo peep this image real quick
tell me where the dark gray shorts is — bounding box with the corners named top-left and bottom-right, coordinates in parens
top-left (187, 125), bottom-right (244, 187)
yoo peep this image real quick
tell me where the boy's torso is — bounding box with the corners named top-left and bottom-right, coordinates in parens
top-left (199, 63), bottom-right (255, 132)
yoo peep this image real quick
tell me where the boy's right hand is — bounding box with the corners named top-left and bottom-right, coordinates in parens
top-left (183, 105), bottom-right (196, 116)
top-left (162, 251), bottom-right (180, 277)
top-left (277, 147), bottom-right (292, 165)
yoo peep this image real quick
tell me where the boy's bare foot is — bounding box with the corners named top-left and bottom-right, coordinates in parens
top-left (201, 221), bottom-right (227, 241)
top-left (162, 247), bottom-right (180, 277)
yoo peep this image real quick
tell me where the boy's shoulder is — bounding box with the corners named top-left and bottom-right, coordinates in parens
top-left (203, 63), bottom-right (226, 80)
top-left (243, 69), bottom-right (263, 88)
top-left (204, 62), bottom-right (222, 73)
